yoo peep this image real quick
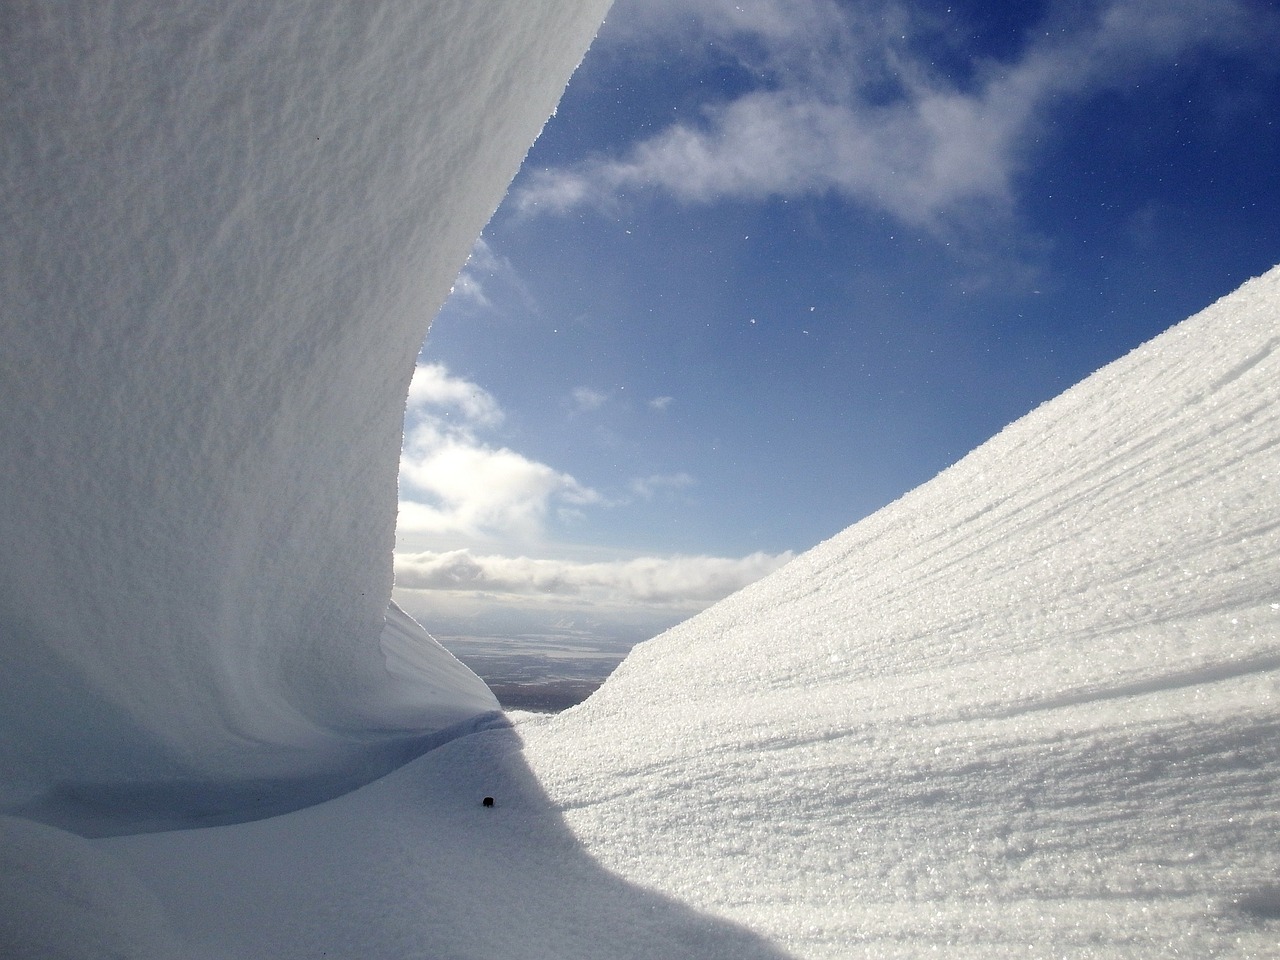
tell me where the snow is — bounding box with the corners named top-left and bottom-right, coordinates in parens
top-left (0, 0), bottom-right (608, 831)
top-left (95, 721), bottom-right (791, 960)
top-left (3, 1), bottom-right (1279, 957)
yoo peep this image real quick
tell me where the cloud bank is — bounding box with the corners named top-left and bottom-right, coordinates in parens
top-left (395, 548), bottom-right (793, 608)
top-left (396, 366), bottom-right (784, 635)
top-left (515, 0), bottom-right (1274, 233)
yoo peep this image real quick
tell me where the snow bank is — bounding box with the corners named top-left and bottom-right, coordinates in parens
top-left (0, 0), bottom-right (610, 831)
top-left (520, 265), bottom-right (1280, 957)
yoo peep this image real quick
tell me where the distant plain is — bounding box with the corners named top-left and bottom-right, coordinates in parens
top-left (436, 634), bottom-right (630, 712)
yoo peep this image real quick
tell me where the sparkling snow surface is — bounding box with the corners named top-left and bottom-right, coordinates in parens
top-left (1, 1), bottom-right (607, 830)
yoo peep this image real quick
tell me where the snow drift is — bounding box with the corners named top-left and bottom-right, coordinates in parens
top-left (0, 1), bottom-right (611, 831)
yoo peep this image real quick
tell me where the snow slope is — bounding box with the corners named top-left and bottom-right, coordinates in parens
top-left (518, 265), bottom-right (1280, 957)
top-left (0, 1), bottom-right (609, 831)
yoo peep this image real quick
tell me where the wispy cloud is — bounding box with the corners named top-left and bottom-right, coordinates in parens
top-left (395, 548), bottom-right (793, 608)
top-left (406, 361), bottom-right (503, 428)
top-left (514, 0), bottom-right (1274, 233)
top-left (649, 395), bottom-right (674, 411)
top-left (399, 364), bottom-right (600, 540)
top-left (571, 386), bottom-right (609, 413)
top-left (629, 472), bottom-right (694, 500)
top-left (445, 237), bottom-right (537, 316)
top-left (447, 238), bottom-right (501, 309)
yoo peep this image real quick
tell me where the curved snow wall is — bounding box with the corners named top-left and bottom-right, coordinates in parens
top-left (0, 1), bottom-right (611, 826)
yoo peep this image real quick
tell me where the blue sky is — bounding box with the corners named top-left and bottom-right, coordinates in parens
top-left (393, 0), bottom-right (1280, 649)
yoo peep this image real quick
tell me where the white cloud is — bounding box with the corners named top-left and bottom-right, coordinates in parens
top-left (571, 386), bottom-right (609, 412)
top-left (395, 548), bottom-right (794, 608)
top-left (399, 364), bottom-right (599, 540)
top-left (649, 395), bottom-right (674, 411)
top-left (518, 89), bottom-right (1023, 228)
top-left (447, 238), bottom-right (501, 308)
top-left (399, 439), bottom-right (600, 539)
top-left (629, 472), bottom-right (694, 500)
top-left (444, 236), bottom-right (538, 316)
top-left (514, 0), bottom-right (1274, 233)
top-left (449, 271), bottom-right (490, 309)
top-left (407, 362), bottom-right (503, 427)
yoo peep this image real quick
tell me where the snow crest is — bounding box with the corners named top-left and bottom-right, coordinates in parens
top-left (0, 0), bottom-right (608, 831)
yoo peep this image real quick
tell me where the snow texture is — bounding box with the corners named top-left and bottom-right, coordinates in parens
top-left (0, 1), bottom-right (608, 832)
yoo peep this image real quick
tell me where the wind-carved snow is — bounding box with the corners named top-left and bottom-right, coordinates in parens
top-left (0, 1), bottom-right (609, 832)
